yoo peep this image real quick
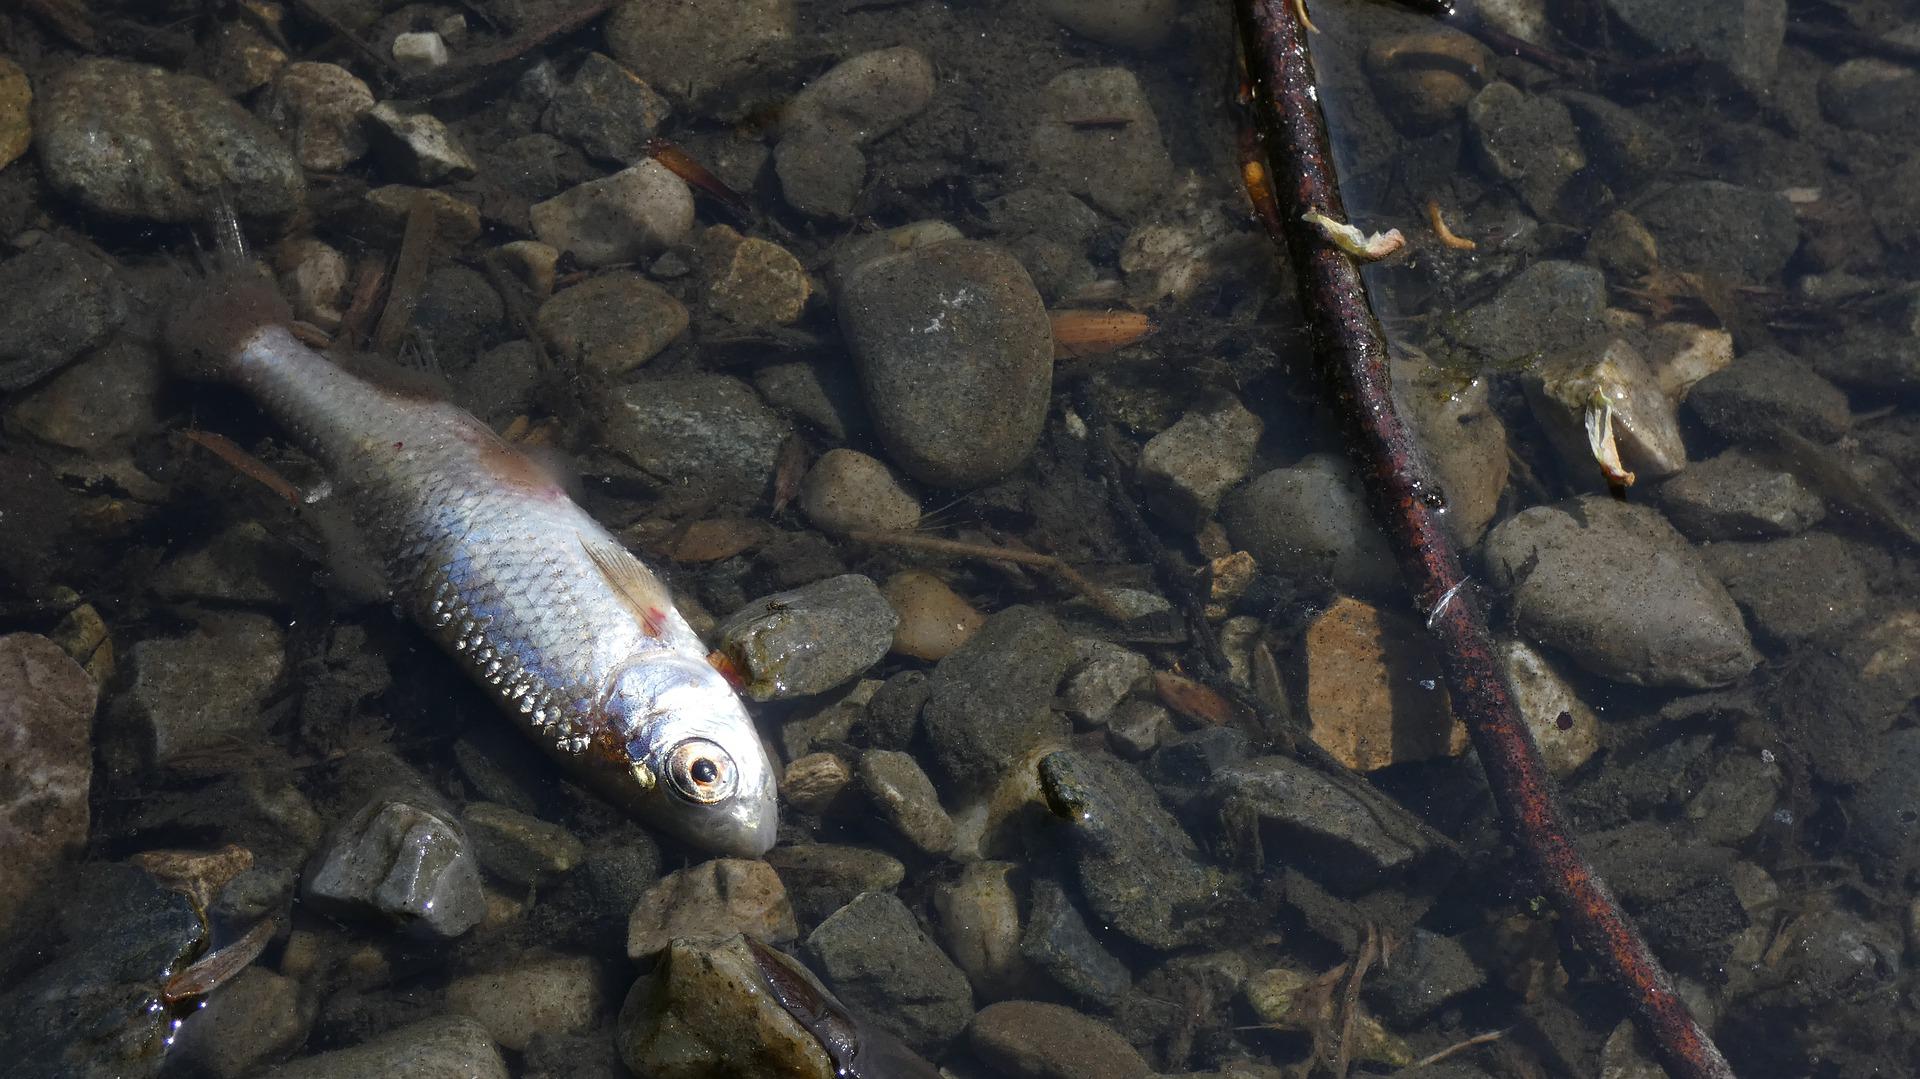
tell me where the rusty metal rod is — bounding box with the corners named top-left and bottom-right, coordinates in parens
top-left (1230, 3), bottom-right (1735, 1077)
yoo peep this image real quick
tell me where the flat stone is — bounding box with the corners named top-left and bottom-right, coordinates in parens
top-left (1603, 0), bottom-right (1785, 94)
top-left (365, 102), bottom-right (476, 184)
top-left (699, 224), bottom-right (812, 328)
top-left (595, 373), bottom-right (789, 505)
top-left (0, 634), bottom-right (96, 934)
top-left (921, 606), bottom-right (1075, 792)
top-left (970, 1001), bottom-right (1152, 1079)
top-left (1687, 347), bottom-right (1851, 444)
top-left (446, 955), bottom-right (602, 1051)
top-left (1028, 68), bottom-right (1174, 218)
top-left (1444, 260), bottom-right (1606, 366)
top-left (37, 58), bottom-right (303, 222)
top-left (1037, 749), bottom-right (1218, 949)
top-left (1635, 181), bottom-right (1799, 283)
top-left (537, 271), bottom-right (688, 376)
top-left (1209, 755), bottom-right (1445, 891)
top-left (1390, 349), bottom-right (1509, 544)
top-left (1020, 876), bottom-right (1131, 1009)
top-left (858, 749), bottom-right (954, 855)
top-left (1700, 532), bottom-right (1870, 646)
top-left (765, 842), bottom-right (906, 927)
top-left (1303, 597), bottom-right (1467, 772)
top-left (784, 47), bottom-right (934, 147)
top-left (605, 0), bottom-right (799, 118)
top-left (782, 752), bottom-right (853, 815)
top-left (1495, 639), bottom-right (1600, 777)
top-left (116, 612), bottom-right (285, 773)
top-left (1222, 454), bottom-right (1397, 596)
top-left (460, 802), bottom-right (585, 887)
top-left (1821, 57), bottom-right (1920, 134)
top-left (1482, 496), bottom-right (1758, 688)
top-left (1060, 640), bottom-right (1150, 726)
top-left (718, 575), bottom-right (898, 700)
top-left (804, 891), bottom-right (975, 1053)
top-left (627, 858), bottom-right (798, 959)
top-left (1654, 449), bottom-right (1825, 540)
top-left (7, 337), bottom-right (161, 454)
top-left (264, 1015), bottom-right (506, 1079)
top-left (1138, 396), bottom-right (1264, 530)
top-left (0, 239), bottom-right (124, 392)
top-left (1468, 82), bottom-right (1585, 218)
top-left (1366, 29), bottom-right (1494, 133)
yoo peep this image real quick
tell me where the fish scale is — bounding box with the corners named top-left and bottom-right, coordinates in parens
top-left (168, 287), bottom-right (779, 857)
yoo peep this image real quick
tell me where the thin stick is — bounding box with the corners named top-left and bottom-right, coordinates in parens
top-left (1232, 3), bottom-right (1734, 1077)
top-left (1396, 1028), bottom-right (1510, 1073)
top-left (180, 430), bottom-right (305, 506)
top-left (845, 529), bottom-right (1132, 622)
top-left (372, 191), bottom-right (438, 356)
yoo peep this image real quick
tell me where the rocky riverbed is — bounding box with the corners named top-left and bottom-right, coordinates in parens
top-left (3, 0), bottom-right (1919, 1076)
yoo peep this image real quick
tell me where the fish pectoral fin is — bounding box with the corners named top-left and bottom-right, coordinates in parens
top-left (581, 535), bottom-right (669, 638)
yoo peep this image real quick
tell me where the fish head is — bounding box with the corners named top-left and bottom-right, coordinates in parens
top-left (605, 654), bottom-right (779, 857)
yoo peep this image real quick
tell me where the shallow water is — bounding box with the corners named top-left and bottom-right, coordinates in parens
top-left (2, 1), bottom-right (1918, 1076)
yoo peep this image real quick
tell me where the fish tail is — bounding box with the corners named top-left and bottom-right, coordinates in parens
top-left (162, 199), bottom-right (292, 382)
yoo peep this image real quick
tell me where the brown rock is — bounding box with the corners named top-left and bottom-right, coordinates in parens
top-left (0, 59), bottom-right (29, 171)
top-left (1303, 597), bottom-right (1467, 771)
top-left (628, 858), bottom-right (798, 959)
top-left (699, 224), bottom-right (812, 328)
top-left (970, 1001), bottom-right (1151, 1079)
top-left (882, 570), bottom-right (985, 661)
top-left (0, 633), bottom-right (97, 933)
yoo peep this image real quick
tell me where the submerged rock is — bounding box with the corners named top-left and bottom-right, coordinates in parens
top-left (446, 954), bottom-right (603, 1052)
top-left (765, 843), bottom-right (906, 927)
top-left (859, 749), bottom-right (955, 855)
top-left (537, 271), bottom-right (689, 376)
top-left (1686, 347), bottom-right (1851, 444)
top-left (596, 372), bottom-right (790, 505)
top-left (970, 1001), bottom-right (1152, 1079)
top-left (1444, 260), bottom-right (1606, 367)
top-left (529, 160), bottom-right (695, 267)
top-left (836, 233), bottom-right (1053, 488)
top-left (1020, 876), bottom-right (1131, 1010)
top-left (1302, 597), bottom-right (1466, 772)
top-left (302, 794), bottom-right (486, 939)
top-left (1137, 396), bottom-right (1264, 531)
top-left (1700, 532), bottom-right (1869, 646)
top-left (1028, 67), bottom-right (1174, 219)
top-left (1635, 181), bottom-right (1799, 283)
top-left (1602, 0), bottom-right (1785, 94)
top-left (0, 239), bottom-right (124, 392)
top-left (617, 934), bottom-right (834, 1079)
top-left (920, 606), bottom-right (1074, 792)
top-left (627, 858), bottom-right (798, 959)
top-left (1210, 755), bottom-right (1446, 891)
top-left (804, 891), bottom-right (975, 1053)
top-left (37, 58), bottom-right (304, 222)
top-left (718, 574), bottom-right (899, 700)
top-left (1222, 454), bottom-right (1397, 596)
top-left (267, 1015), bottom-right (507, 1079)
top-left (1482, 496), bottom-right (1758, 688)
top-left (542, 52), bottom-right (672, 165)
top-left (1526, 337), bottom-right (1687, 485)
top-left (605, 0), bottom-right (799, 118)
top-left (0, 634), bottom-right (95, 934)
top-left (1468, 82), bottom-right (1585, 218)
top-left (1038, 749), bottom-right (1219, 949)
top-left (1654, 449), bottom-right (1825, 540)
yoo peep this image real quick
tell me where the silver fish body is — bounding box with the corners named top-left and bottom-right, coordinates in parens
top-left (170, 281), bottom-right (777, 856)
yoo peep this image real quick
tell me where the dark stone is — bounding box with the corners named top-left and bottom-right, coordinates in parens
top-left (1653, 449), bottom-right (1825, 540)
top-left (920, 606), bottom-right (1074, 793)
top-left (1687, 348), bottom-right (1851, 444)
top-left (543, 52), bottom-right (672, 165)
top-left (804, 891), bottom-right (975, 1054)
top-left (1020, 876), bottom-right (1132, 1011)
top-left (1444, 260), bottom-right (1606, 366)
top-left (1365, 929), bottom-right (1485, 1025)
top-left (765, 843), bottom-right (906, 927)
top-left (408, 265), bottom-right (503, 366)
top-left (1038, 749), bottom-right (1220, 950)
top-left (1635, 181), bottom-right (1799, 282)
top-left (1699, 532), bottom-right (1869, 646)
top-left (860, 670), bottom-right (930, 750)
top-left (0, 240), bottom-right (124, 391)
top-left (1208, 755), bottom-right (1447, 892)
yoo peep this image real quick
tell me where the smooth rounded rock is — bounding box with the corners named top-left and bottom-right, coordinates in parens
top-left (1222, 454), bottom-right (1398, 596)
top-left (37, 58), bottom-right (303, 222)
top-left (446, 955), bottom-right (602, 1052)
top-left (1482, 496), bottom-right (1759, 688)
top-left (1365, 28), bottom-right (1491, 133)
top-left (1635, 181), bottom-right (1799, 283)
top-left (537, 271), bottom-right (689, 376)
top-left (970, 1000), bottom-right (1152, 1079)
top-left (698, 224), bottom-right (812, 328)
top-left (883, 571), bottom-right (986, 662)
top-left (529, 160), bottom-right (695, 267)
top-left (718, 575), bottom-right (899, 700)
top-left (783, 47), bottom-right (934, 146)
top-left (265, 1015), bottom-right (506, 1079)
top-left (605, 0), bottom-right (798, 117)
top-left (858, 749), bottom-right (955, 855)
top-left (0, 239), bottom-right (124, 392)
top-left (921, 606), bottom-right (1074, 792)
top-left (799, 448), bottom-right (920, 537)
top-left (1468, 81), bottom-right (1585, 217)
top-left (837, 236), bottom-right (1053, 488)
top-left (302, 795), bottom-right (486, 939)
top-left (1041, 0), bottom-right (1178, 50)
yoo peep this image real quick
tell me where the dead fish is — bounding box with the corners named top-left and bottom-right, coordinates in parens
top-left (163, 268), bottom-right (777, 857)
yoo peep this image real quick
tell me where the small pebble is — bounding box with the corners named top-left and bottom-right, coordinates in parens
top-left (266, 61), bottom-right (374, 172)
top-left (365, 102), bottom-right (478, 184)
top-left (882, 570), bottom-right (986, 662)
top-left (933, 862), bottom-right (1026, 996)
top-left (1060, 639), bottom-right (1150, 725)
top-left (858, 748), bottom-right (955, 855)
top-left (698, 224), bottom-right (813, 328)
top-left (799, 448), bottom-right (921, 537)
top-left (782, 751), bottom-right (853, 815)
top-left (1137, 396), bottom-right (1264, 530)
top-left (275, 237), bottom-right (349, 331)
top-left (392, 31), bottom-right (450, 74)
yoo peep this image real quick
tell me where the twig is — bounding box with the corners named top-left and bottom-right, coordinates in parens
top-left (1232, 3), bottom-right (1734, 1078)
top-left (1395, 1028), bottom-right (1510, 1073)
top-left (372, 191), bottom-right (438, 356)
top-left (845, 529), bottom-right (1132, 622)
top-left (179, 430), bottom-right (305, 506)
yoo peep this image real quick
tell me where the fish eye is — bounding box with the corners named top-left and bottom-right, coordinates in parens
top-left (665, 738), bottom-right (736, 805)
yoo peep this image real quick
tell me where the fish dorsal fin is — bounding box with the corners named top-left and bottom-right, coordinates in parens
top-left (581, 535), bottom-right (670, 639)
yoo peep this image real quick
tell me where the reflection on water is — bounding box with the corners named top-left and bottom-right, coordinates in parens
top-left (0, 0), bottom-right (1916, 1075)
